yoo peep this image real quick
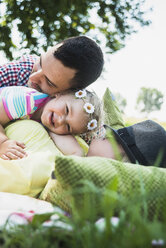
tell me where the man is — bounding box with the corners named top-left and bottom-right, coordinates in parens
top-left (0, 36), bottom-right (104, 96)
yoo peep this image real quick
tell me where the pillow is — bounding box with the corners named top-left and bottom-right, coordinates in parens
top-left (102, 88), bottom-right (125, 129)
top-left (5, 120), bottom-right (62, 155)
top-left (0, 120), bottom-right (62, 197)
top-left (0, 150), bottom-right (55, 197)
top-left (2, 120), bottom-right (88, 197)
top-left (40, 155), bottom-right (166, 217)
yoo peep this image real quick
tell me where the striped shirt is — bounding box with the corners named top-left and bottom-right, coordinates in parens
top-left (0, 86), bottom-right (49, 120)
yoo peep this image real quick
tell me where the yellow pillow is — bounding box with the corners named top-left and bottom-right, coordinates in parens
top-left (0, 151), bottom-right (55, 197)
top-left (1, 120), bottom-right (88, 198)
top-left (0, 120), bottom-right (62, 197)
top-left (5, 120), bottom-right (61, 155)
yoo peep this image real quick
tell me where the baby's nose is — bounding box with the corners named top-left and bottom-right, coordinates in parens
top-left (57, 115), bottom-right (65, 125)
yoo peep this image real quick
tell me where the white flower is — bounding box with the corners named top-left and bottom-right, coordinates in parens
top-left (75, 89), bottom-right (86, 98)
top-left (83, 103), bottom-right (95, 114)
top-left (87, 119), bottom-right (97, 131)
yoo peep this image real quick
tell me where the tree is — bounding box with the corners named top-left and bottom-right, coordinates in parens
top-left (136, 87), bottom-right (164, 116)
top-left (114, 92), bottom-right (127, 114)
top-left (0, 0), bottom-right (151, 59)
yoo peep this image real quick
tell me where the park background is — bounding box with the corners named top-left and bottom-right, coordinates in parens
top-left (88, 0), bottom-right (166, 124)
top-left (0, 0), bottom-right (165, 127)
top-left (0, 1), bottom-right (166, 246)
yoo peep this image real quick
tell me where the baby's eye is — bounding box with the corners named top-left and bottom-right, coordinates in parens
top-left (66, 105), bottom-right (69, 114)
top-left (67, 123), bottom-right (70, 133)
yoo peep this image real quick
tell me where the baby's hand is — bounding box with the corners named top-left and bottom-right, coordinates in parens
top-left (0, 140), bottom-right (27, 160)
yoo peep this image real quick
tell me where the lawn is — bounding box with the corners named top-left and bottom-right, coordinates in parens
top-left (1, 179), bottom-right (166, 248)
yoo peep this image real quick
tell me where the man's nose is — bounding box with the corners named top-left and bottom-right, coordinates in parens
top-left (30, 69), bottom-right (43, 80)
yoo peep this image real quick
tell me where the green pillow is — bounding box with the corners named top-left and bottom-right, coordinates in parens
top-left (40, 155), bottom-right (166, 217)
top-left (102, 88), bottom-right (125, 129)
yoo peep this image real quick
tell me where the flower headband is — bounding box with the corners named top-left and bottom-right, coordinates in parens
top-left (75, 89), bottom-right (97, 131)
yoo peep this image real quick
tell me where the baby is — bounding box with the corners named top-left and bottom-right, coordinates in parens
top-left (87, 120), bottom-right (166, 168)
top-left (0, 86), bottom-right (103, 160)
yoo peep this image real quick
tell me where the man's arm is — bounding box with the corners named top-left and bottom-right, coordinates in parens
top-left (49, 132), bottom-right (84, 156)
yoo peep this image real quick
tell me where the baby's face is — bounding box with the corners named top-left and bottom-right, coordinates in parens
top-left (41, 93), bottom-right (89, 135)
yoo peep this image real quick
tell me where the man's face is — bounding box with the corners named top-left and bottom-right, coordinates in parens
top-left (28, 44), bottom-right (77, 96)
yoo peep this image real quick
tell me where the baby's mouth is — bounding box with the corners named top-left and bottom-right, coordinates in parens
top-left (51, 112), bottom-right (58, 128)
top-left (51, 113), bottom-right (54, 126)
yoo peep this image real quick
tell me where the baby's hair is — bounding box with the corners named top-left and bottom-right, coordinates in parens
top-left (66, 89), bottom-right (103, 134)
top-left (60, 89), bottom-right (103, 136)
top-left (83, 89), bottom-right (103, 133)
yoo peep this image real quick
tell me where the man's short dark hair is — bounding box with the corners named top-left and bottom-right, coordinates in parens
top-left (53, 36), bottom-right (104, 89)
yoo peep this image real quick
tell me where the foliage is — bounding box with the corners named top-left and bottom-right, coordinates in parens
top-left (0, 0), bottom-right (151, 59)
top-left (114, 92), bottom-right (127, 114)
top-left (136, 87), bottom-right (164, 116)
top-left (1, 180), bottom-right (166, 247)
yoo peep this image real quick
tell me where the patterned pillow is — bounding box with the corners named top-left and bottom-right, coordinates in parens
top-left (102, 87), bottom-right (125, 129)
top-left (40, 155), bottom-right (166, 217)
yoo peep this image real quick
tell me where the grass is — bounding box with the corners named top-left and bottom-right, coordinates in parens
top-left (1, 180), bottom-right (166, 248)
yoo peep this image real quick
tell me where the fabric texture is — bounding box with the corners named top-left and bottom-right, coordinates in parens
top-left (0, 120), bottom-right (89, 197)
top-left (0, 55), bottom-right (38, 87)
top-left (79, 124), bottom-right (106, 145)
top-left (0, 86), bottom-right (49, 120)
top-left (40, 155), bottom-right (166, 218)
top-left (0, 120), bottom-right (62, 197)
top-left (0, 151), bottom-right (55, 197)
top-left (102, 87), bottom-right (125, 129)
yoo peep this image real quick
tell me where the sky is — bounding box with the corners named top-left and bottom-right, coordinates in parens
top-left (0, 0), bottom-right (166, 121)
top-left (88, 0), bottom-right (166, 121)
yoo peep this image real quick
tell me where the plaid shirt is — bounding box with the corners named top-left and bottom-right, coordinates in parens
top-left (0, 55), bottom-right (38, 88)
